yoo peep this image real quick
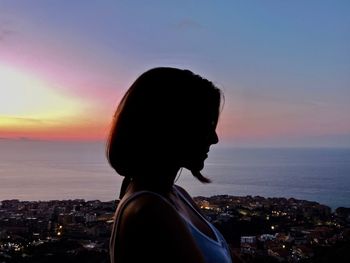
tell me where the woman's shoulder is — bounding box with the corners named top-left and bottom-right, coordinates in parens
top-left (119, 190), bottom-right (178, 220)
top-left (115, 190), bottom-right (206, 262)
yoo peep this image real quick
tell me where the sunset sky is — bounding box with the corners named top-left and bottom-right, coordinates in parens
top-left (0, 0), bottom-right (349, 147)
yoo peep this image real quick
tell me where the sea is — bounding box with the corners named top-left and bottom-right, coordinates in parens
top-left (0, 140), bottom-right (349, 211)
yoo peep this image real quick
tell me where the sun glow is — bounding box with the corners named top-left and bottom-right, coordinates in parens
top-left (0, 64), bottom-right (84, 118)
top-left (0, 64), bottom-right (88, 138)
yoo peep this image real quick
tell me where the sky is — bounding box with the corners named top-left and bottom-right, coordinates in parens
top-left (0, 0), bottom-right (349, 147)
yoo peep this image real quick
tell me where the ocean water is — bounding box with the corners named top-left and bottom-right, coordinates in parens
top-left (0, 140), bottom-right (349, 210)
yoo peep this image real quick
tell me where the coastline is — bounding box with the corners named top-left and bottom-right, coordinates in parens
top-left (1, 194), bottom-right (349, 211)
top-left (1, 195), bottom-right (349, 262)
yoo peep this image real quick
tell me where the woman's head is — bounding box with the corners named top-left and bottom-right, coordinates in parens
top-left (107, 67), bottom-right (222, 182)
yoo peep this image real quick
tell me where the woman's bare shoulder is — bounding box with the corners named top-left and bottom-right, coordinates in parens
top-left (116, 192), bottom-right (206, 263)
top-left (121, 191), bottom-right (178, 221)
top-left (118, 191), bottom-right (191, 245)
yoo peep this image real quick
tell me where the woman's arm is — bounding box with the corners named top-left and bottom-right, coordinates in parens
top-left (114, 193), bottom-right (206, 263)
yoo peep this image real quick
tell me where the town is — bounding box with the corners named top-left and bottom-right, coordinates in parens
top-left (1, 196), bottom-right (349, 262)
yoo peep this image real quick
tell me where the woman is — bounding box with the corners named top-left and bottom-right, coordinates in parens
top-left (107, 67), bottom-right (232, 263)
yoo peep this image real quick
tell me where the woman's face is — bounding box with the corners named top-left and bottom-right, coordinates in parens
top-left (180, 118), bottom-right (219, 171)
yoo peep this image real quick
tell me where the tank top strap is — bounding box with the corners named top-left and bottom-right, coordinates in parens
top-left (173, 186), bottom-right (233, 263)
top-left (173, 186), bottom-right (212, 224)
top-left (173, 186), bottom-right (222, 242)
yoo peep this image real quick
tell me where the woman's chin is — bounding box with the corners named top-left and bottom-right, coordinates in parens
top-left (184, 161), bottom-right (205, 172)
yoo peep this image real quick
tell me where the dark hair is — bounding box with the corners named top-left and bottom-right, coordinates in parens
top-left (106, 67), bottom-right (222, 198)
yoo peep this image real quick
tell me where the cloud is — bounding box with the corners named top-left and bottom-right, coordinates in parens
top-left (0, 136), bottom-right (40, 142)
top-left (0, 19), bottom-right (15, 42)
top-left (0, 28), bottom-right (13, 41)
top-left (0, 116), bottom-right (60, 131)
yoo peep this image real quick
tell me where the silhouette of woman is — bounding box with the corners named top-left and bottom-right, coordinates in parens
top-left (107, 67), bottom-right (232, 263)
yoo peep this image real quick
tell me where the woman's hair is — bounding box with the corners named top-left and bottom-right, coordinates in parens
top-left (106, 67), bottom-right (222, 197)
